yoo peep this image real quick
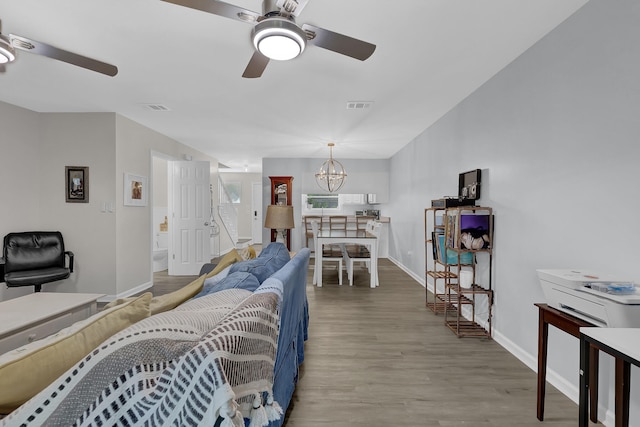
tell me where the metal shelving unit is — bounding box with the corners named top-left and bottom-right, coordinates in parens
top-left (425, 206), bottom-right (494, 338)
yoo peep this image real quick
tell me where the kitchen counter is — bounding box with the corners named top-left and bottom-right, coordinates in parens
top-left (302, 215), bottom-right (390, 223)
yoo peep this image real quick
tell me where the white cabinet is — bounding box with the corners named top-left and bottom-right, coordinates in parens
top-left (0, 293), bottom-right (103, 355)
top-left (339, 193), bottom-right (366, 205)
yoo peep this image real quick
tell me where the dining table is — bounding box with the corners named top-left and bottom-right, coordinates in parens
top-left (315, 229), bottom-right (378, 288)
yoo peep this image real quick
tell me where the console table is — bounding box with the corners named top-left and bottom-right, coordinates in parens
top-left (0, 292), bottom-right (104, 355)
top-left (580, 327), bottom-right (640, 427)
top-left (535, 303), bottom-right (599, 423)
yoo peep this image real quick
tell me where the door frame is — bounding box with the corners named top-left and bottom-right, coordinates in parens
top-left (149, 150), bottom-right (177, 282)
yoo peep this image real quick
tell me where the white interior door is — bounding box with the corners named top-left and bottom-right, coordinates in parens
top-left (251, 182), bottom-right (263, 244)
top-left (168, 160), bottom-right (211, 275)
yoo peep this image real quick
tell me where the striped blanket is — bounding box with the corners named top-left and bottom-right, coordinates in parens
top-left (1, 283), bottom-right (283, 427)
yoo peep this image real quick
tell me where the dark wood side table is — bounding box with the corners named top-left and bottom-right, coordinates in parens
top-left (535, 303), bottom-right (599, 423)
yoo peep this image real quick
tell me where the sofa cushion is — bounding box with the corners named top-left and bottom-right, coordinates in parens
top-left (102, 248), bottom-right (249, 314)
top-left (203, 248), bottom-right (246, 279)
top-left (201, 264), bottom-right (232, 289)
top-left (194, 271), bottom-right (261, 298)
top-left (0, 292), bottom-right (152, 414)
top-left (229, 242), bottom-right (290, 283)
top-left (147, 250), bottom-right (251, 314)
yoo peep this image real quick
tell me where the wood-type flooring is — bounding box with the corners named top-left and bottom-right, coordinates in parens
top-left (152, 255), bottom-right (601, 426)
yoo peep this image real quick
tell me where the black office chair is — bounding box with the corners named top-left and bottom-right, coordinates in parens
top-left (2, 231), bottom-right (74, 292)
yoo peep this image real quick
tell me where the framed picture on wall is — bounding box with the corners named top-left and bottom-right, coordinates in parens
top-left (124, 173), bottom-right (148, 207)
top-left (65, 166), bottom-right (89, 203)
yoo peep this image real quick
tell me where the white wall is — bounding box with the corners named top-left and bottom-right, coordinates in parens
top-left (388, 0), bottom-right (640, 424)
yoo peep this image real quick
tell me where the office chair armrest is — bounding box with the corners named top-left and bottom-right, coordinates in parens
top-left (65, 251), bottom-right (75, 273)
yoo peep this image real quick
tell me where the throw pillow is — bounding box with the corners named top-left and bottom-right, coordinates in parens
top-left (238, 245), bottom-right (257, 260)
top-left (0, 292), bottom-right (152, 414)
top-left (193, 271), bottom-right (261, 298)
top-left (103, 248), bottom-right (246, 313)
top-left (150, 249), bottom-right (251, 314)
top-left (229, 242), bottom-right (290, 283)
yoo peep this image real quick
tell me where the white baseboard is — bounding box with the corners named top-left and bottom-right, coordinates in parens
top-left (98, 281), bottom-right (152, 303)
top-left (387, 256), bottom-right (425, 286)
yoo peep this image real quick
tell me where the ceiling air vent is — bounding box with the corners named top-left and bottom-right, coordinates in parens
top-left (346, 101), bottom-right (373, 110)
top-left (141, 103), bottom-right (171, 111)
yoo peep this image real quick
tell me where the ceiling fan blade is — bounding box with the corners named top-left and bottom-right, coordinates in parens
top-left (242, 51), bottom-right (269, 78)
top-left (161, 0), bottom-right (260, 24)
top-left (301, 23), bottom-right (375, 61)
top-left (9, 34), bottom-right (118, 76)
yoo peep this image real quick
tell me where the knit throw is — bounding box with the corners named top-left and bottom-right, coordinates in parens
top-left (1, 284), bottom-right (283, 427)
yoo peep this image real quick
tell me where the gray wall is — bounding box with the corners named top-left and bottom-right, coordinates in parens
top-left (0, 106), bottom-right (218, 300)
top-left (262, 158), bottom-right (390, 251)
top-left (388, 0), bottom-right (640, 424)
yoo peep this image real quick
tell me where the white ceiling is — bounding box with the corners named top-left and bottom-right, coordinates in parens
top-left (0, 0), bottom-right (588, 172)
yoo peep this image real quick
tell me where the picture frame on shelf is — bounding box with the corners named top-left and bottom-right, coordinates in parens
top-left (65, 166), bottom-right (89, 203)
top-left (124, 173), bottom-right (148, 207)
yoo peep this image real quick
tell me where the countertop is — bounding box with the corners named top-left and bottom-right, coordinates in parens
top-left (302, 215), bottom-right (390, 223)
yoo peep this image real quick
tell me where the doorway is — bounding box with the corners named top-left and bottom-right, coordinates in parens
top-left (150, 152), bottom-right (174, 278)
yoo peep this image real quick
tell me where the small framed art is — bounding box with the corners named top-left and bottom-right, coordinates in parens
top-left (65, 166), bottom-right (89, 203)
top-left (124, 173), bottom-right (148, 207)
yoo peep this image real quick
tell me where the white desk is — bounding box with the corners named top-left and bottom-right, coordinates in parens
top-left (579, 327), bottom-right (640, 427)
top-left (0, 292), bottom-right (104, 354)
top-left (315, 229), bottom-right (378, 288)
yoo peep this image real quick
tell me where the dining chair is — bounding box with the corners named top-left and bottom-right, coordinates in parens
top-left (311, 220), bottom-right (343, 286)
top-left (329, 215), bottom-right (347, 230)
top-left (303, 215), bottom-right (323, 250)
top-left (348, 215), bottom-right (376, 254)
top-left (356, 216), bottom-right (376, 231)
top-left (345, 220), bottom-right (381, 287)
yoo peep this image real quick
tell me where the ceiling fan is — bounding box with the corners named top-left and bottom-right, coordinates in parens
top-left (0, 23), bottom-right (118, 76)
top-left (162, 0), bottom-right (376, 78)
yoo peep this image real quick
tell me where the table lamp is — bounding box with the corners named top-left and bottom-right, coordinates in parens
top-left (265, 204), bottom-right (295, 245)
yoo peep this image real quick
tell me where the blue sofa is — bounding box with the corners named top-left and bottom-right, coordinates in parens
top-left (1, 245), bottom-right (310, 427)
top-left (265, 248), bottom-right (310, 425)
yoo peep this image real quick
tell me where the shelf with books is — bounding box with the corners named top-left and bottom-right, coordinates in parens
top-left (425, 207), bottom-right (454, 314)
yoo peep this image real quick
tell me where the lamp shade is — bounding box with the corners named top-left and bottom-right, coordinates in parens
top-left (264, 205), bottom-right (295, 230)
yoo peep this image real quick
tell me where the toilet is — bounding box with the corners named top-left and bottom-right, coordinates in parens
top-left (153, 232), bottom-right (168, 272)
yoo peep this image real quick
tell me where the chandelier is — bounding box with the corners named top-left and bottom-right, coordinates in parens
top-left (315, 143), bottom-right (347, 193)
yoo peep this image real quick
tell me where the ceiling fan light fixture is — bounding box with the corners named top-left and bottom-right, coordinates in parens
top-left (252, 18), bottom-right (306, 61)
top-left (0, 37), bottom-right (16, 64)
